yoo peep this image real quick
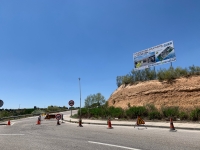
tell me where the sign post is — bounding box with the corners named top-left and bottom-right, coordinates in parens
top-left (68, 100), bottom-right (74, 117)
top-left (55, 114), bottom-right (61, 125)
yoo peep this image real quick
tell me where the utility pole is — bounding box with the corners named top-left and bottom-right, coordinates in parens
top-left (78, 78), bottom-right (83, 127)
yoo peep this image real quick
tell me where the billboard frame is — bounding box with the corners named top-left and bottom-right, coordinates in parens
top-left (133, 41), bottom-right (176, 70)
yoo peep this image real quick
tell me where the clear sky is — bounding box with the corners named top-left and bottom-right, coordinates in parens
top-left (0, 0), bottom-right (200, 109)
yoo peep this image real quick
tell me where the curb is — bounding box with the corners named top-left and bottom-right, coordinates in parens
top-left (0, 123), bottom-right (7, 125)
top-left (64, 119), bottom-right (200, 131)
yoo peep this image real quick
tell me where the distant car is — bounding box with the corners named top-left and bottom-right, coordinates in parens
top-left (157, 46), bottom-right (173, 61)
top-left (45, 114), bottom-right (55, 119)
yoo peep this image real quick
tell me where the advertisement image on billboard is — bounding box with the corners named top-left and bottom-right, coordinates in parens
top-left (133, 41), bottom-right (176, 70)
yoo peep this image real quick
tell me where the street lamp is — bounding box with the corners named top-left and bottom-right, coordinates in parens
top-left (78, 78), bottom-right (83, 127)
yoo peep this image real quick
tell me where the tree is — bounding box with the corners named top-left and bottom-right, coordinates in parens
top-left (116, 76), bottom-right (123, 87)
top-left (84, 94), bottom-right (95, 108)
top-left (84, 93), bottom-right (106, 108)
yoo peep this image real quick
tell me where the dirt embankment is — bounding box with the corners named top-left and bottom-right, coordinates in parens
top-left (108, 76), bottom-right (200, 111)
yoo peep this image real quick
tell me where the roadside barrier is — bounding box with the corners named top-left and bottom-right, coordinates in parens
top-left (169, 118), bottom-right (177, 132)
top-left (134, 116), bottom-right (147, 129)
top-left (107, 118), bottom-right (113, 129)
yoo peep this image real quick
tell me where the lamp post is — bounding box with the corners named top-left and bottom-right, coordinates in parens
top-left (78, 78), bottom-right (83, 127)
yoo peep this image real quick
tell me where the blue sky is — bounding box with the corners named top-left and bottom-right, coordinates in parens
top-left (0, 0), bottom-right (200, 109)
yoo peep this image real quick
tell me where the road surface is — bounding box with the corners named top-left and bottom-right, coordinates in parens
top-left (0, 111), bottom-right (199, 150)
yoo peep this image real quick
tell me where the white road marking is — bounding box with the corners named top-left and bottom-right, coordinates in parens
top-left (11, 122), bottom-right (16, 126)
top-left (0, 134), bottom-right (24, 135)
top-left (88, 141), bottom-right (141, 150)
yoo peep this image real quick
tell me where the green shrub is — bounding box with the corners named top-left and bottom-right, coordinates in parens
top-left (145, 103), bottom-right (157, 111)
top-left (126, 106), bottom-right (147, 119)
top-left (157, 67), bottom-right (177, 82)
top-left (0, 111), bottom-right (11, 118)
top-left (174, 67), bottom-right (189, 77)
top-left (161, 106), bottom-right (179, 118)
top-left (71, 114), bottom-right (78, 118)
top-left (78, 108), bottom-right (88, 117)
top-left (107, 107), bottom-right (124, 118)
top-left (31, 109), bottom-right (45, 115)
top-left (89, 108), bottom-right (102, 118)
top-left (148, 111), bottom-right (162, 120)
top-left (22, 109), bottom-right (34, 115)
top-left (179, 112), bottom-right (188, 120)
top-left (190, 108), bottom-right (200, 121)
top-left (117, 65), bottom-right (200, 86)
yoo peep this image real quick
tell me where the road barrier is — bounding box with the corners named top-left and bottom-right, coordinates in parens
top-left (134, 116), bottom-right (147, 129)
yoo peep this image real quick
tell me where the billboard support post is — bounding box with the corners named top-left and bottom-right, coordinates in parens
top-left (71, 107), bottom-right (72, 117)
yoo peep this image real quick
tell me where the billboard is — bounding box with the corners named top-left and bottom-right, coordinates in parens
top-left (133, 41), bottom-right (176, 70)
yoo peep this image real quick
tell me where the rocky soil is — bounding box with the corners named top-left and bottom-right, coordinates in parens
top-left (108, 76), bottom-right (200, 111)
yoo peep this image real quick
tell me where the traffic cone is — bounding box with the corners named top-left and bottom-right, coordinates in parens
top-left (36, 118), bottom-right (40, 125)
top-left (169, 118), bottom-right (177, 132)
top-left (7, 120), bottom-right (11, 125)
top-left (107, 118), bottom-right (113, 129)
top-left (77, 118), bottom-right (83, 127)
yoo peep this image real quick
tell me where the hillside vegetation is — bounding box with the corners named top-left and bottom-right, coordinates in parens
top-left (104, 65), bottom-right (200, 121)
top-left (116, 65), bottom-right (200, 87)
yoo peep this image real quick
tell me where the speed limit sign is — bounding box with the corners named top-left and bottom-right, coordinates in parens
top-left (68, 100), bottom-right (74, 107)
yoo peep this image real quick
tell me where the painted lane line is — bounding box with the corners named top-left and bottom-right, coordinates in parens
top-left (88, 141), bottom-right (141, 150)
top-left (0, 134), bottom-right (24, 135)
top-left (11, 122), bottom-right (16, 126)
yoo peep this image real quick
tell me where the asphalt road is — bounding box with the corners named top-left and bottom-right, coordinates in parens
top-left (0, 111), bottom-right (200, 150)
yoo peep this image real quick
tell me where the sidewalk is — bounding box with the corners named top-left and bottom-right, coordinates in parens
top-left (63, 115), bottom-right (200, 131)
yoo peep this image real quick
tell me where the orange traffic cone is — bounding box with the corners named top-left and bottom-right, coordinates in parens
top-left (7, 120), bottom-right (11, 125)
top-left (107, 118), bottom-right (113, 129)
top-left (169, 118), bottom-right (177, 132)
top-left (36, 119), bottom-right (40, 125)
top-left (77, 118), bottom-right (83, 127)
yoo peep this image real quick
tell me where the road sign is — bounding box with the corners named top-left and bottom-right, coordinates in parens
top-left (0, 100), bottom-right (3, 107)
top-left (68, 100), bottom-right (74, 107)
top-left (55, 114), bottom-right (61, 120)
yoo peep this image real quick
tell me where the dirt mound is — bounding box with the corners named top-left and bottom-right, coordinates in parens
top-left (108, 76), bottom-right (200, 111)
